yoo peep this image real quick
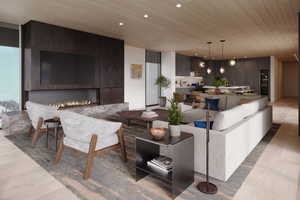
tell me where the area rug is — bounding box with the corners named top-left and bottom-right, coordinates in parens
top-left (6, 123), bottom-right (281, 200)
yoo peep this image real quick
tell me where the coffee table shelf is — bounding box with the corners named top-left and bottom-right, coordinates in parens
top-left (135, 131), bottom-right (194, 199)
top-left (136, 164), bottom-right (173, 183)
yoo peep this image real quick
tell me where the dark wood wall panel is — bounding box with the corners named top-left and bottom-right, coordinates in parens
top-left (0, 26), bottom-right (19, 47)
top-left (100, 37), bottom-right (124, 88)
top-left (100, 87), bottom-right (124, 104)
top-left (22, 20), bottom-right (124, 105)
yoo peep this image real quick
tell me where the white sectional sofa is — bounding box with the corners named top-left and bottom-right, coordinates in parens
top-left (180, 94), bottom-right (262, 123)
top-left (154, 96), bottom-right (272, 181)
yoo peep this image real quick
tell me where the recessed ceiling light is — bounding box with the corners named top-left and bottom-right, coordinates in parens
top-left (176, 3), bottom-right (182, 8)
top-left (119, 22), bottom-right (124, 26)
top-left (144, 14), bottom-right (149, 18)
top-left (194, 52), bottom-right (198, 56)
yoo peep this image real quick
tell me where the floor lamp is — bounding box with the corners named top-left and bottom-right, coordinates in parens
top-left (197, 105), bottom-right (218, 194)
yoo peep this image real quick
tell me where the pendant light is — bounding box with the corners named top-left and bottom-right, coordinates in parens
top-left (229, 58), bottom-right (236, 66)
top-left (219, 40), bottom-right (225, 74)
top-left (199, 61), bottom-right (205, 68)
top-left (206, 42), bottom-right (212, 74)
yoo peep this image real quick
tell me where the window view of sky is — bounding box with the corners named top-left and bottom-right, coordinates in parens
top-left (0, 45), bottom-right (20, 113)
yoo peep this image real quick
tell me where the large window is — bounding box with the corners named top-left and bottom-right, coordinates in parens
top-left (0, 45), bottom-right (20, 113)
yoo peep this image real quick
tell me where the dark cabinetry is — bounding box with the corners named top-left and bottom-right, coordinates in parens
top-left (260, 69), bottom-right (270, 96)
top-left (191, 57), bottom-right (206, 76)
top-left (176, 54), bottom-right (191, 76)
top-left (175, 54), bottom-right (205, 77)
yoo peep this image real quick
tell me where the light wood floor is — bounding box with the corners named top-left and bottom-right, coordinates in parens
top-left (0, 131), bottom-right (79, 200)
top-left (234, 98), bottom-right (300, 200)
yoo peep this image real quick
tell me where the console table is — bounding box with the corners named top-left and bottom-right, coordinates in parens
top-left (135, 131), bottom-right (194, 199)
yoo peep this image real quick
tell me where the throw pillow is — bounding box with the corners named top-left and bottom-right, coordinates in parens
top-left (194, 121), bottom-right (214, 129)
top-left (192, 102), bottom-right (205, 109)
top-left (204, 98), bottom-right (220, 111)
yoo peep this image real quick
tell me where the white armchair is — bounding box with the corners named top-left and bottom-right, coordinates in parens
top-left (54, 111), bottom-right (127, 179)
top-left (25, 101), bottom-right (59, 145)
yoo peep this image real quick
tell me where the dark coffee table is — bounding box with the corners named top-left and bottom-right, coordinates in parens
top-left (118, 109), bottom-right (168, 129)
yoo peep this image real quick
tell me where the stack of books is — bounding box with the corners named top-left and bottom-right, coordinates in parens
top-left (147, 156), bottom-right (173, 174)
top-left (141, 111), bottom-right (159, 118)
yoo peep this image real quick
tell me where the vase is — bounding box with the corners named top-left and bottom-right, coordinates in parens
top-left (169, 125), bottom-right (181, 137)
top-left (215, 88), bottom-right (221, 95)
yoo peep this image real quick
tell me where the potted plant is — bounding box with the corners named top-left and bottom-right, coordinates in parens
top-left (212, 77), bottom-right (228, 95)
top-left (168, 98), bottom-right (182, 137)
top-left (155, 75), bottom-right (171, 107)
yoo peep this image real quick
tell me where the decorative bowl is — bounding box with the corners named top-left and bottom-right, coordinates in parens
top-left (150, 128), bottom-right (167, 141)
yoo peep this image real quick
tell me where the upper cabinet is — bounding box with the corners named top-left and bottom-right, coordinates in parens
top-left (191, 56), bottom-right (206, 76)
top-left (176, 54), bottom-right (191, 76)
top-left (175, 54), bottom-right (206, 77)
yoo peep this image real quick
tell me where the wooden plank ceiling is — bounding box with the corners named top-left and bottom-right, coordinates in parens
top-left (0, 0), bottom-right (299, 59)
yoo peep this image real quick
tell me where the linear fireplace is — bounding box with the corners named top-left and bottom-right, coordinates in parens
top-left (28, 89), bottom-right (99, 106)
top-left (22, 21), bottom-right (125, 108)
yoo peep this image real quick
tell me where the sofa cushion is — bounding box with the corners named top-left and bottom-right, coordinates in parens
top-left (212, 104), bottom-right (248, 131)
top-left (204, 98), bottom-right (220, 111)
top-left (182, 108), bottom-right (218, 123)
top-left (179, 103), bottom-right (193, 112)
top-left (258, 96), bottom-right (269, 110)
top-left (242, 97), bottom-right (268, 117)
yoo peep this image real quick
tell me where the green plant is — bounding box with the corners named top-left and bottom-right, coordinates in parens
top-left (212, 77), bottom-right (228, 88)
top-left (168, 98), bottom-right (182, 125)
top-left (155, 75), bottom-right (171, 89)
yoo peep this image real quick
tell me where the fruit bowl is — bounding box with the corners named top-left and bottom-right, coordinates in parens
top-left (150, 128), bottom-right (167, 141)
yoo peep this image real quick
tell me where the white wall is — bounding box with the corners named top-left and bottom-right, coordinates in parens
top-left (124, 48), bottom-right (177, 109)
top-left (161, 51), bottom-right (176, 103)
top-left (283, 61), bottom-right (298, 97)
top-left (124, 45), bottom-right (146, 110)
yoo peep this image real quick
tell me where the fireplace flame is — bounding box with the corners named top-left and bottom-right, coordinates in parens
top-left (49, 100), bottom-right (93, 110)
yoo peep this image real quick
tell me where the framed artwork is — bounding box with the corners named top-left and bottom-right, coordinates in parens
top-left (131, 64), bottom-right (143, 79)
